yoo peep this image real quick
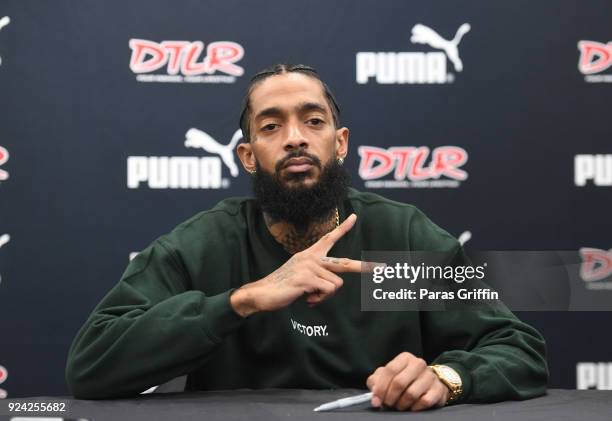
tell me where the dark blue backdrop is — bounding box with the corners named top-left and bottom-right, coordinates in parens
top-left (1, 0), bottom-right (611, 397)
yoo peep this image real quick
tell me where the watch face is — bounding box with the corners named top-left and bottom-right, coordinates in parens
top-left (439, 366), bottom-right (462, 385)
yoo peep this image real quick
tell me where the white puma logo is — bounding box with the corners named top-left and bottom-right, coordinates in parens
top-left (458, 231), bottom-right (471, 246)
top-left (0, 233), bottom-right (9, 249)
top-left (0, 16), bottom-right (9, 31)
top-left (0, 16), bottom-right (10, 67)
top-left (0, 233), bottom-right (9, 285)
top-left (410, 23), bottom-right (471, 72)
top-left (184, 128), bottom-right (242, 177)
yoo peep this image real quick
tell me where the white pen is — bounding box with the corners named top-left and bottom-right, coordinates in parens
top-left (313, 392), bottom-right (374, 412)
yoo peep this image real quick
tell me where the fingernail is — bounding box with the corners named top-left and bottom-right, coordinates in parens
top-left (372, 396), bottom-right (381, 407)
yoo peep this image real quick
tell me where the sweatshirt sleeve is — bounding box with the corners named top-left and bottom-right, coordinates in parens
top-left (65, 239), bottom-right (245, 399)
top-left (408, 209), bottom-right (548, 403)
top-left (421, 304), bottom-right (548, 403)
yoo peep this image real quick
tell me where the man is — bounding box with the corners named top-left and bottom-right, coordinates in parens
top-left (66, 64), bottom-right (548, 410)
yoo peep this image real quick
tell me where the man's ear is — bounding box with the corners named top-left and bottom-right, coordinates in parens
top-left (237, 142), bottom-right (257, 173)
top-left (335, 127), bottom-right (349, 160)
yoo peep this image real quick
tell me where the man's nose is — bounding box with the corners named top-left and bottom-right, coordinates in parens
top-left (283, 123), bottom-right (308, 151)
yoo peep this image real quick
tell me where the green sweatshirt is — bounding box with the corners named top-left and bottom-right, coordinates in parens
top-left (66, 188), bottom-right (548, 400)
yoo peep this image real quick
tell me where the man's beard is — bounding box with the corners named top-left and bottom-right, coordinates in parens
top-left (252, 151), bottom-right (350, 233)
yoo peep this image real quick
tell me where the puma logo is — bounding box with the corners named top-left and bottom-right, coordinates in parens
top-left (0, 233), bottom-right (9, 249)
top-left (184, 128), bottom-right (242, 177)
top-left (0, 16), bottom-right (10, 67)
top-left (458, 231), bottom-right (472, 246)
top-left (0, 234), bottom-right (8, 285)
top-left (410, 23), bottom-right (471, 72)
top-left (0, 16), bottom-right (9, 31)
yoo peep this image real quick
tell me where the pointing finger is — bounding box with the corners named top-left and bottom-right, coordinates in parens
top-left (311, 213), bottom-right (357, 255)
top-left (320, 257), bottom-right (386, 273)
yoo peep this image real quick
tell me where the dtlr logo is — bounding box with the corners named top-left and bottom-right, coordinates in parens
top-left (127, 128), bottom-right (242, 189)
top-left (358, 145), bottom-right (468, 188)
top-left (0, 146), bottom-right (8, 182)
top-left (129, 39), bottom-right (244, 83)
top-left (356, 23), bottom-right (471, 84)
top-left (0, 365), bottom-right (7, 399)
top-left (578, 40), bottom-right (612, 83)
top-left (579, 248), bottom-right (612, 288)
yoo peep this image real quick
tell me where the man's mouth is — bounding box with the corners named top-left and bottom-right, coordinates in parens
top-left (284, 157), bottom-right (314, 173)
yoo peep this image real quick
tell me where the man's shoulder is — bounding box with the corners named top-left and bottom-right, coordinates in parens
top-left (347, 188), bottom-right (421, 216)
top-left (164, 196), bottom-right (255, 243)
top-left (347, 188), bottom-right (457, 250)
top-left (186, 196), bottom-right (253, 222)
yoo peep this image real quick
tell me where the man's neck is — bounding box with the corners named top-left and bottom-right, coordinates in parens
top-left (263, 211), bottom-right (337, 254)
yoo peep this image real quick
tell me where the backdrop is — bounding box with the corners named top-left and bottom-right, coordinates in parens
top-left (1, 0), bottom-right (611, 397)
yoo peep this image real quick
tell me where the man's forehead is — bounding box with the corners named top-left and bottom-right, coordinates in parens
top-left (250, 73), bottom-right (330, 115)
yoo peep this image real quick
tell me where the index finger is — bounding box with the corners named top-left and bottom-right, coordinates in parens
top-left (320, 257), bottom-right (386, 273)
top-left (311, 213), bottom-right (357, 255)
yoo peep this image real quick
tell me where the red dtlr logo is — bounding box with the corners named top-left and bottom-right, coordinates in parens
top-left (129, 39), bottom-right (244, 83)
top-left (358, 145), bottom-right (468, 188)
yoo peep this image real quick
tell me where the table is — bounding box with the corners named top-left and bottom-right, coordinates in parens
top-left (1, 389), bottom-right (611, 421)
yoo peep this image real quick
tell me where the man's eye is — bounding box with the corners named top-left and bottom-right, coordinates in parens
top-left (308, 118), bottom-right (323, 125)
top-left (262, 124), bottom-right (278, 131)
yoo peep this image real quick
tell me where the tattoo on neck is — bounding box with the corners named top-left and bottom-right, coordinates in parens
top-left (263, 212), bottom-right (336, 254)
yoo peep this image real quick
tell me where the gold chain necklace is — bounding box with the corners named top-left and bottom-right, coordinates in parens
top-left (335, 207), bottom-right (340, 227)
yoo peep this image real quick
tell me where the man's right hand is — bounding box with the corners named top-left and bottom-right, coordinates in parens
top-left (230, 213), bottom-right (370, 317)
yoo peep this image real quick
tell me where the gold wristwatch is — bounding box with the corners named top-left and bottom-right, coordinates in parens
top-left (429, 364), bottom-right (463, 404)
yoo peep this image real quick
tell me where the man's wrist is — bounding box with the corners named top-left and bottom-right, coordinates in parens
top-left (229, 287), bottom-right (258, 318)
top-left (429, 364), bottom-right (463, 404)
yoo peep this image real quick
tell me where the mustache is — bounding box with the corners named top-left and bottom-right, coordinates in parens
top-left (275, 150), bottom-right (322, 172)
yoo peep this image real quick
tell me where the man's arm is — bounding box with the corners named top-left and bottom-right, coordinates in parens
top-left (65, 240), bottom-right (246, 399)
top-left (66, 214), bottom-right (367, 399)
top-left (420, 277), bottom-right (549, 403)
top-left (415, 213), bottom-right (549, 403)
top-left (365, 207), bottom-right (548, 410)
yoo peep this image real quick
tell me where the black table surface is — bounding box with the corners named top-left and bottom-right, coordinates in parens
top-left (1, 389), bottom-right (611, 421)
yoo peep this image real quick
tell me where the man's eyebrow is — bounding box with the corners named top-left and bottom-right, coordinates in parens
top-left (297, 102), bottom-right (328, 115)
top-left (254, 102), bottom-right (329, 122)
top-left (254, 106), bottom-right (283, 121)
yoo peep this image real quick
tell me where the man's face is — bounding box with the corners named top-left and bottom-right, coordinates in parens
top-left (238, 72), bottom-right (348, 188)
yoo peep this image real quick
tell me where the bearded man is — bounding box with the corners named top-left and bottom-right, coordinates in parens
top-left (66, 64), bottom-right (548, 410)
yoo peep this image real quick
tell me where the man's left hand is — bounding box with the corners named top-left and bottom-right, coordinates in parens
top-left (366, 352), bottom-right (449, 411)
